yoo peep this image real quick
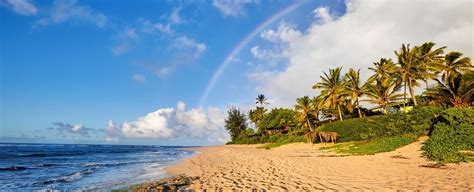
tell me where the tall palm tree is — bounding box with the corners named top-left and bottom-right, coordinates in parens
top-left (416, 42), bottom-right (446, 89)
top-left (424, 71), bottom-right (473, 107)
top-left (395, 44), bottom-right (421, 106)
top-left (255, 94), bottom-right (269, 107)
top-left (345, 68), bottom-right (365, 118)
top-left (368, 58), bottom-right (397, 83)
top-left (313, 67), bottom-right (347, 121)
top-left (364, 78), bottom-right (404, 114)
top-left (394, 42), bottom-right (446, 106)
top-left (442, 51), bottom-right (472, 85)
top-left (294, 96), bottom-right (314, 131)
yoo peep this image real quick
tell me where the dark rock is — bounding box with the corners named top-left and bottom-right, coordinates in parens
top-left (132, 174), bottom-right (199, 192)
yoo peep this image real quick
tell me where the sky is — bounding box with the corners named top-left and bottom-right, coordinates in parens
top-left (0, 0), bottom-right (472, 146)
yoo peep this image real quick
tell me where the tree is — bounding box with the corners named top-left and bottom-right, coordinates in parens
top-left (258, 108), bottom-right (296, 134)
top-left (294, 96), bottom-right (315, 131)
top-left (345, 68), bottom-right (365, 118)
top-left (416, 42), bottom-right (446, 89)
top-left (364, 77), bottom-right (404, 114)
top-left (255, 94), bottom-right (269, 107)
top-left (394, 42), bottom-right (445, 106)
top-left (313, 67), bottom-right (347, 120)
top-left (368, 58), bottom-right (397, 83)
top-left (248, 107), bottom-right (266, 128)
top-left (442, 51), bottom-right (472, 85)
top-left (424, 71), bottom-right (473, 107)
top-left (224, 107), bottom-right (247, 140)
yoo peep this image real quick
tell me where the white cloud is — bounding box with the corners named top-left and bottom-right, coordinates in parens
top-left (124, 27), bottom-right (138, 39)
top-left (154, 23), bottom-right (174, 36)
top-left (105, 102), bottom-right (229, 144)
top-left (174, 36), bottom-right (207, 57)
top-left (250, 22), bottom-right (301, 61)
top-left (169, 8), bottom-right (184, 25)
top-left (112, 43), bottom-right (129, 56)
top-left (313, 7), bottom-right (333, 24)
top-left (105, 137), bottom-right (118, 143)
top-left (250, 46), bottom-right (284, 60)
top-left (36, 0), bottom-right (107, 28)
top-left (1, 0), bottom-right (37, 16)
top-left (121, 108), bottom-right (175, 139)
top-left (260, 21), bottom-right (302, 43)
top-left (212, 0), bottom-right (257, 17)
top-left (131, 74), bottom-right (146, 83)
top-left (250, 0), bottom-right (473, 107)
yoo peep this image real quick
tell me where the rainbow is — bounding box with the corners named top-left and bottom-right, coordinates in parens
top-left (198, 1), bottom-right (307, 107)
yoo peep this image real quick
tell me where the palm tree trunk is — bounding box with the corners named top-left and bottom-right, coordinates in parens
top-left (306, 118), bottom-right (313, 132)
top-left (408, 79), bottom-right (418, 106)
top-left (403, 80), bottom-right (407, 108)
top-left (337, 105), bottom-right (343, 121)
top-left (356, 98), bottom-right (362, 118)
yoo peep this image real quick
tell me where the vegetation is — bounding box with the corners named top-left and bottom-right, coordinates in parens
top-left (224, 41), bottom-right (473, 163)
top-left (224, 107), bottom-right (247, 141)
top-left (257, 108), bottom-right (296, 134)
top-left (312, 67), bottom-right (348, 120)
top-left (320, 135), bottom-right (418, 155)
top-left (422, 108), bottom-right (474, 163)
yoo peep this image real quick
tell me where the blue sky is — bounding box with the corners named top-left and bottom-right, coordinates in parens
top-left (1, 0), bottom-right (471, 145)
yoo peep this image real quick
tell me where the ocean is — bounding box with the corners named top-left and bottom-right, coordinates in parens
top-left (0, 143), bottom-right (196, 191)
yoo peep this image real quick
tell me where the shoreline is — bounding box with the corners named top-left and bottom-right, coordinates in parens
top-left (156, 139), bottom-right (473, 191)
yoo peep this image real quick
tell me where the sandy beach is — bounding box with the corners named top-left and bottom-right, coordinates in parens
top-left (166, 138), bottom-right (474, 191)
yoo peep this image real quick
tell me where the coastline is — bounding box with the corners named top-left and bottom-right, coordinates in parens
top-left (158, 139), bottom-right (473, 191)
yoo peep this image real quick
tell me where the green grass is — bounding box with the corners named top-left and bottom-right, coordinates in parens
top-left (320, 135), bottom-right (418, 155)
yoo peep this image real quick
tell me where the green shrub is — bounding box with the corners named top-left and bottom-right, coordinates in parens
top-left (422, 108), bottom-right (474, 163)
top-left (260, 135), bottom-right (306, 149)
top-left (316, 107), bottom-right (444, 142)
top-left (320, 134), bottom-right (418, 155)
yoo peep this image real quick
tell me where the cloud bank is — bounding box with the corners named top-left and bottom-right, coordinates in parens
top-left (49, 122), bottom-right (94, 136)
top-left (106, 102), bottom-right (229, 144)
top-left (250, 0), bottom-right (473, 107)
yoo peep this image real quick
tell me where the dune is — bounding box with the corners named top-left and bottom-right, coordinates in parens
top-left (166, 138), bottom-right (473, 191)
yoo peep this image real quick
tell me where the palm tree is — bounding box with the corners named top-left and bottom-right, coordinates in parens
top-left (255, 94), bottom-right (269, 107)
top-left (442, 51), bottom-right (472, 85)
top-left (313, 67), bottom-right (347, 120)
top-left (368, 58), bottom-right (397, 83)
top-left (394, 42), bottom-right (446, 106)
top-left (394, 44), bottom-right (421, 106)
top-left (345, 68), bottom-right (365, 118)
top-left (424, 71), bottom-right (473, 107)
top-left (294, 96), bottom-right (315, 131)
top-left (364, 77), bottom-right (404, 114)
top-left (416, 42), bottom-right (446, 89)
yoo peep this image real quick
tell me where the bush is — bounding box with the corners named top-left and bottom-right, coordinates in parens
top-left (320, 134), bottom-right (418, 155)
top-left (227, 134), bottom-right (306, 147)
top-left (260, 135), bottom-right (306, 149)
top-left (422, 108), bottom-right (474, 163)
top-left (316, 107), bottom-right (444, 142)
